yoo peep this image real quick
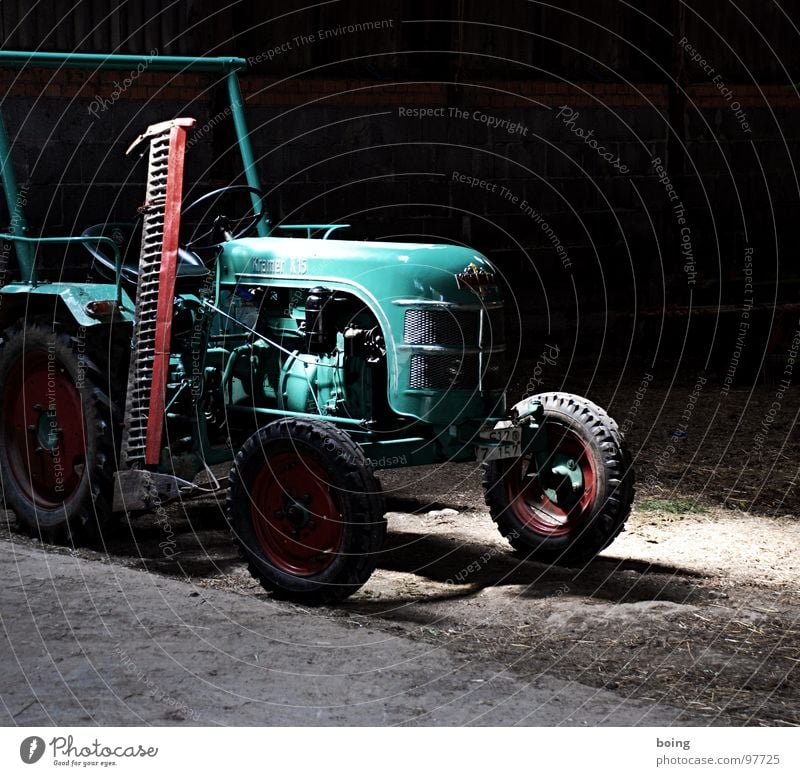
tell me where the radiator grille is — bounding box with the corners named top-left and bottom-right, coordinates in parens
top-left (403, 307), bottom-right (504, 349)
top-left (404, 305), bottom-right (505, 391)
top-left (403, 307), bottom-right (504, 391)
top-left (409, 352), bottom-right (505, 391)
top-left (403, 309), bottom-right (479, 346)
top-left (484, 307), bottom-right (505, 349)
top-left (409, 353), bottom-right (476, 390)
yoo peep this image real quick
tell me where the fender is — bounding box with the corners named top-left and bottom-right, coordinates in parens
top-left (0, 282), bottom-right (134, 328)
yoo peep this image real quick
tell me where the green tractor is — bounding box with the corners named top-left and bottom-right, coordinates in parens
top-left (0, 51), bottom-right (633, 603)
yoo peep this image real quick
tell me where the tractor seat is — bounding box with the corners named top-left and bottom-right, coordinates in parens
top-left (81, 222), bottom-right (210, 286)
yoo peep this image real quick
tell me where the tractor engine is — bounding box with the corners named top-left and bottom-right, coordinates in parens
top-left (222, 285), bottom-right (389, 425)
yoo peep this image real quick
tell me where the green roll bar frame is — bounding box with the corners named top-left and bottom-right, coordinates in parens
top-left (0, 49), bottom-right (268, 285)
top-left (0, 233), bottom-right (123, 301)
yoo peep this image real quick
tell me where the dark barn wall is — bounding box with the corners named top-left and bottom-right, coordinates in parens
top-left (1, 1), bottom-right (798, 370)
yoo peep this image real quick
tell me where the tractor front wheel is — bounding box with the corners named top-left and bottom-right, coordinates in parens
top-left (483, 392), bottom-right (634, 565)
top-left (0, 324), bottom-right (117, 542)
top-left (227, 418), bottom-right (386, 604)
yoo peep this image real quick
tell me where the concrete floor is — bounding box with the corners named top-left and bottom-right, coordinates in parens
top-left (0, 539), bottom-right (700, 726)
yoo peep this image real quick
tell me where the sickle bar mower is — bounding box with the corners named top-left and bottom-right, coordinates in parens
top-left (121, 118), bottom-right (196, 470)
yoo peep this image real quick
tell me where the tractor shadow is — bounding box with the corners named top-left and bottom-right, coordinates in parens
top-left (371, 493), bottom-right (706, 609)
top-left (91, 494), bottom-right (705, 614)
top-left (361, 528), bottom-right (706, 609)
top-left (96, 497), bottom-right (241, 578)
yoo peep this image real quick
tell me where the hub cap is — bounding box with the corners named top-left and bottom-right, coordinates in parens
top-left (3, 350), bottom-right (87, 507)
top-left (250, 451), bottom-right (344, 576)
top-left (506, 423), bottom-right (597, 536)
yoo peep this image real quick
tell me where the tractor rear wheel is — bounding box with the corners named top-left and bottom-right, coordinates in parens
top-left (0, 324), bottom-right (118, 543)
top-left (483, 392), bottom-right (634, 565)
top-left (227, 418), bottom-right (386, 604)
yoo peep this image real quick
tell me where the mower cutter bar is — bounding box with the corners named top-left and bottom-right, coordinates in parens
top-left (119, 117), bottom-right (195, 470)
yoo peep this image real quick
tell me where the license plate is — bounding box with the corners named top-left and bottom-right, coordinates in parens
top-left (475, 422), bottom-right (522, 462)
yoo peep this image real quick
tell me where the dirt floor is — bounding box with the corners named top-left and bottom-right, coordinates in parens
top-left (1, 374), bottom-right (798, 725)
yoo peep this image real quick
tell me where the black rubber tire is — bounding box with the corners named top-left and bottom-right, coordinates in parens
top-left (0, 324), bottom-right (119, 543)
top-left (483, 392), bottom-right (634, 565)
top-left (227, 418), bottom-right (387, 604)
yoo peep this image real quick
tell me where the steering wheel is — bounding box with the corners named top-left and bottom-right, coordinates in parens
top-left (181, 185), bottom-right (266, 250)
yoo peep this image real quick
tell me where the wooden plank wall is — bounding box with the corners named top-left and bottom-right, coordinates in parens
top-left (0, 1), bottom-right (795, 82)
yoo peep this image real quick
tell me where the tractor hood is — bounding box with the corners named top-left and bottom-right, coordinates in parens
top-left (218, 235), bottom-right (506, 426)
top-left (219, 236), bottom-right (503, 305)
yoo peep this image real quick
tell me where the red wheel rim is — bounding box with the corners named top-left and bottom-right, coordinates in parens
top-left (2, 350), bottom-right (87, 507)
top-left (505, 423), bottom-right (597, 537)
top-left (250, 450), bottom-right (344, 576)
